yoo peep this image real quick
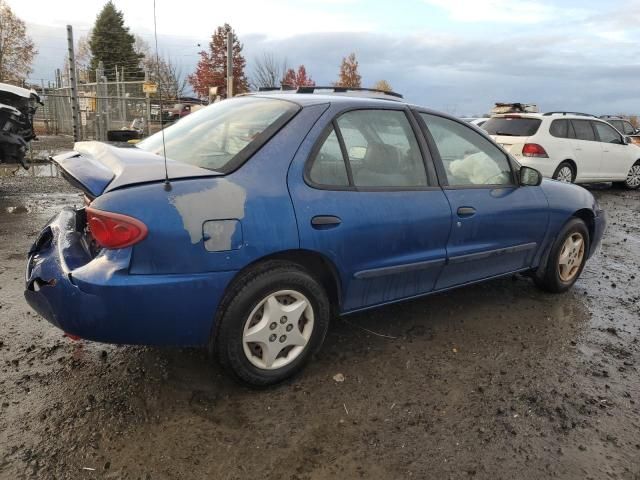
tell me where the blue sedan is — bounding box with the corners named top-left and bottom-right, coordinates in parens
top-left (24, 89), bottom-right (605, 386)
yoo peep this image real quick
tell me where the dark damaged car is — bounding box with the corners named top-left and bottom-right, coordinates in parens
top-left (24, 89), bottom-right (605, 386)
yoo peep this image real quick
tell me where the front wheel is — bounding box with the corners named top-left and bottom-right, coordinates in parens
top-left (214, 261), bottom-right (330, 387)
top-left (552, 162), bottom-right (575, 183)
top-left (534, 218), bottom-right (589, 293)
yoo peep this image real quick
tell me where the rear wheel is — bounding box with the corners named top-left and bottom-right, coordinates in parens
top-left (552, 162), bottom-right (575, 183)
top-left (534, 218), bottom-right (589, 293)
top-left (620, 161), bottom-right (640, 190)
top-left (213, 261), bottom-right (330, 387)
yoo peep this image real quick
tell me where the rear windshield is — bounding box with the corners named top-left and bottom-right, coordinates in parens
top-left (482, 117), bottom-right (542, 137)
top-left (137, 97), bottom-right (299, 172)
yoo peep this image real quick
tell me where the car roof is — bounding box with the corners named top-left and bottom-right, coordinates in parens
top-left (244, 92), bottom-right (410, 108)
top-left (491, 112), bottom-right (608, 121)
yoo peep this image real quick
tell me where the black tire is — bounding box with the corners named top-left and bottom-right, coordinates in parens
top-left (614, 161), bottom-right (640, 190)
top-left (534, 218), bottom-right (590, 293)
top-left (552, 162), bottom-right (576, 183)
top-left (213, 260), bottom-right (330, 387)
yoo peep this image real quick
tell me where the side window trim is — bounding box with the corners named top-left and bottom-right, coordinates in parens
top-left (414, 110), bottom-right (517, 188)
top-left (304, 106), bottom-right (437, 191)
top-left (332, 119), bottom-right (355, 186)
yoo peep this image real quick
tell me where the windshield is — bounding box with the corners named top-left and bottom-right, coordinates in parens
top-left (137, 97), bottom-right (299, 172)
top-left (482, 117), bottom-right (542, 137)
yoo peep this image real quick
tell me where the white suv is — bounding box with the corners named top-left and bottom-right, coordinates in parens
top-left (482, 112), bottom-right (640, 189)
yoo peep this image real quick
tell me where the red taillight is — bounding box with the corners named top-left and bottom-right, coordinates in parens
top-left (85, 207), bottom-right (148, 249)
top-left (522, 143), bottom-right (548, 158)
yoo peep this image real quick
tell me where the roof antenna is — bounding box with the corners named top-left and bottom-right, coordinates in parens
top-left (152, 0), bottom-right (171, 191)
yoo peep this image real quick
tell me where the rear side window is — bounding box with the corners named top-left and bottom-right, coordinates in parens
top-left (593, 122), bottom-right (622, 144)
top-left (550, 119), bottom-right (567, 138)
top-left (308, 109), bottom-right (429, 189)
top-left (482, 117), bottom-right (542, 137)
top-left (308, 128), bottom-right (349, 186)
top-left (337, 110), bottom-right (427, 188)
top-left (571, 120), bottom-right (595, 141)
top-left (549, 119), bottom-right (576, 139)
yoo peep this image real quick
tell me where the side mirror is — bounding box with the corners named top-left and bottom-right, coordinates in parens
top-left (622, 136), bottom-right (630, 145)
top-left (519, 166), bottom-right (542, 186)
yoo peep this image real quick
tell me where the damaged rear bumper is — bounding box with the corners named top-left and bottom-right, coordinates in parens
top-left (24, 208), bottom-right (236, 346)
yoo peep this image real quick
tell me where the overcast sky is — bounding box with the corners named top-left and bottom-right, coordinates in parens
top-left (14, 0), bottom-right (640, 115)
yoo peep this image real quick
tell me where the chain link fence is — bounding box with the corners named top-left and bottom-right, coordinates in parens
top-left (30, 79), bottom-right (204, 160)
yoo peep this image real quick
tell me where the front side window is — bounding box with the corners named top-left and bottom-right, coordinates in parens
top-left (623, 121), bottom-right (635, 135)
top-left (336, 110), bottom-right (428, 188)
top-left (571, 120), bottom-right (596, 141)
top-left (137, 97), bottom-right (299, 172)
top-left (421, 113), bottom-right (513, 186)
top-left (594, 122), bottom-right (622, 144)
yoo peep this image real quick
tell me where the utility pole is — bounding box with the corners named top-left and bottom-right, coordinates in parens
top-left (226, 30), bottom-right (233, 98)
top-left (145, 68), bottom-right (151, 137)
top-left (66, 25), bottom-right (82, 141)
top-left (96, 61), bottom-right (105, 140)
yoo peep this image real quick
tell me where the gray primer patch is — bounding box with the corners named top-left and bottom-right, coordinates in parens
top-left (203, 220), bottom-right (242, 252)
top-left (169, 179), bottom-right (246, 244)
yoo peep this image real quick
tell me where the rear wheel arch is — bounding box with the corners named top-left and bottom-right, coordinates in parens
top-left (209, 249), bottom-right (342, 348)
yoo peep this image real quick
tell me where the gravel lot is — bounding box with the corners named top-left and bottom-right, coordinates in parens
top-left (1, 174), bottom-right (639, 480)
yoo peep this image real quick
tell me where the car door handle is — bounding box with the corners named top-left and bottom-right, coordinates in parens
top-left (311, 215), bottom-right (342, 229)
top-left (457, 207), bottom-right (476, 217)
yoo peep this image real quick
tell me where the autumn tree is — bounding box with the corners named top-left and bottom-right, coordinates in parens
top-left (0, 0), bottom-right (37, 84)
top-left (251, 52), bottom-right (288, 89)
top-left (88, 1), bottom-right (143, 81)
top-left (188, 23), bottom-right (248, 99)
top-left (281, 65), bottom-right (315, 88)
top-left (336, 53), bottom-right (361, 88)
top-left (372, 79), bottom-right (392, 92)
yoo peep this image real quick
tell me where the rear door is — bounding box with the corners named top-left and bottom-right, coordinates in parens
top-left (417, 112), bottom-right (548, 289)
top-left (288, 106), bottom-right (452, 312)
top-left (570, 119), bottom-right (601, 179)
top-left (593, 121), bottom-right (633, 180)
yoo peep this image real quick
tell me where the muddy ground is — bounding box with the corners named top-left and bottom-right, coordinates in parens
top-left (0, 173), bottom-right (639, 480)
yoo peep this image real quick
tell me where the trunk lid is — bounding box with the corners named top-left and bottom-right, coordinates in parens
top-left (52, 141), bottom-right (219, 198)
top-left (490, 135), bottom-right (529, 154)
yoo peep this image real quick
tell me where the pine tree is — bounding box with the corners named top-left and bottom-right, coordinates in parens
top-left (88, 1), bottom-right (143, 81)
top-left (336, 53), bottom-right (361, 88)
top-left (188, 24), bottom-right (248, 99)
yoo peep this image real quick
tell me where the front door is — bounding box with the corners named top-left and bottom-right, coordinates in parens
top-left (288, 107), bottom-right (452, 312)
top-left (417, 112), bottom-right (549, 289)
top-left (593, 121), bottom-right (632, 181)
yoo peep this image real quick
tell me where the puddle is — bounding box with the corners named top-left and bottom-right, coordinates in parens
top-left (6, 205), bottom-right (31, 214)
top-left (0, 163), bottom-right (60, 178)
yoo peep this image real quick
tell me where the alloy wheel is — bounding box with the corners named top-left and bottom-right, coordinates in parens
top-left (626, 164), bottom-right (640, 188)
top-left (242, 290), bottom-right (314, 370)
top-left (556, 166), bottom-right (573, 183)
top-left (557, 232), bottom-right (585, 282)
